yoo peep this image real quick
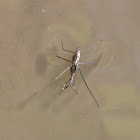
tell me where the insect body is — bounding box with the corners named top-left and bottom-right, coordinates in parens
top-left (70, 51), bottom-right (80, 86)
top-left (56, 40), bottom-right (103, 108)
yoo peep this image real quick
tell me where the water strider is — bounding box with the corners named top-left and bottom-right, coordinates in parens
top-left (33, 40), bottom-right (103, 109)
top-left (56, 40), bottom-right (103, 108)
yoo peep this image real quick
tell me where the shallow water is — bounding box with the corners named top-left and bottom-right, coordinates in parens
top-left (0, 0), bottom-right (140, 140)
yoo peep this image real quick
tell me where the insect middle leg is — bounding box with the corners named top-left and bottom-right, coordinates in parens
top-left (80, 40), bottom-right (102, 53)
top-left (55, 67), bottom-right (70, 80)
top-left (78, 62), bottom-right (98, 65)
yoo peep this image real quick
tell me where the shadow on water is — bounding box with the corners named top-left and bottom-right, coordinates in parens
top-left (17, 79), bottom-right (62, 111)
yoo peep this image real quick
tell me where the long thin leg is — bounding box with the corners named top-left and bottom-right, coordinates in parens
top-left (61, 41), bottom-right (74, 53)
top-left (62, 79), bottom-right (70, 91)
top-left (80, 40), bottom-right (102, 53)
top-left (78, 67), bottom-right (99, 108)
top-left (80, 48), bottom-right (107, 66)
top-left (31, 79), bottom-right (56, 96)
top-left (55, 67), bottom-right (70, 80)
top-left (78, 62), bottom-right (98, 65)
top-left (97, 48), bottom-right (107, 65)
top-left (73, 73), bottom-right (76, 86)
top-left (57, 46), bottom-right (71, 62)
top-left (64, 79), bottom-right (69, 87)
top-left (32, 84), bottom-right (48, 96)
top-left (57, 56), bottom-right (71, 62)
top-left (69, 74), bottom-right (77, 94)
top-left (70, 84), bottom-right (77, 94)
top-left (63, 84), bottom-right (69, 91)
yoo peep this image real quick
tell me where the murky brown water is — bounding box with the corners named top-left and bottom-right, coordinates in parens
top-left (0, 0), bottom-right (140, 140)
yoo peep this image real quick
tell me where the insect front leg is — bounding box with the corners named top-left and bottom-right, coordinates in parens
top-left (62, 79), bottom-right (70, 91)
top-left (60, 41), bottom-right (74, 53)
top-left (57, 46), bottom-right (71, 62)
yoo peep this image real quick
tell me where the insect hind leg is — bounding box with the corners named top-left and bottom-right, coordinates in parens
top-left (77, 66), bottom-right (99, 108)
top-left (70, 85), bottom-right (77, 94)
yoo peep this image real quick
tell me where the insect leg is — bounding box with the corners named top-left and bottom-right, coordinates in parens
top-left (61, 41), bottom-right (74, 53)
top-left (62, 85), bottom-right (69, 91)
top-left (70, 84), bottom-right (77, 94)
top-left (55, 67), bottom-right (70, 80)
top-left (57, 46), bottom-right (71, 62)
top-left (62, 79), bottom-right (70, 91)
top-left (69, 74), bottom-right (77, 94)
top-left (80, 40), bottom-right (102, 53)
top-left (97, 48), bottom-right (107, 65)
top-left (73, 73), bottom-right (76, 86)
top-left (32, 84), bottom-right (48, 96)
top-left (31, 79), bottom-right (56, 96)
top-left (78, 67), bottom-right (99, 108)
top-left (78, 62), bottom-right (98, 65)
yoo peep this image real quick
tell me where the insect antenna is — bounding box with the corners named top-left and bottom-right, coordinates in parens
top-left (78, 67), bottom-right (100, 108)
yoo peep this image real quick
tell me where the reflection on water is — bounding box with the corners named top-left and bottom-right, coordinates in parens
top-left (0, 0), bottom-right (140, 140)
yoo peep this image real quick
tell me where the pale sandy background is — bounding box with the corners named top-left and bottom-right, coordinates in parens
top-left (0, 0), bottom-right (140, 140)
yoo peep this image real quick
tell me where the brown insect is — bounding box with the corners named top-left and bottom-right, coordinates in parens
top-left (55, 40), bottom-right (102, 108)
